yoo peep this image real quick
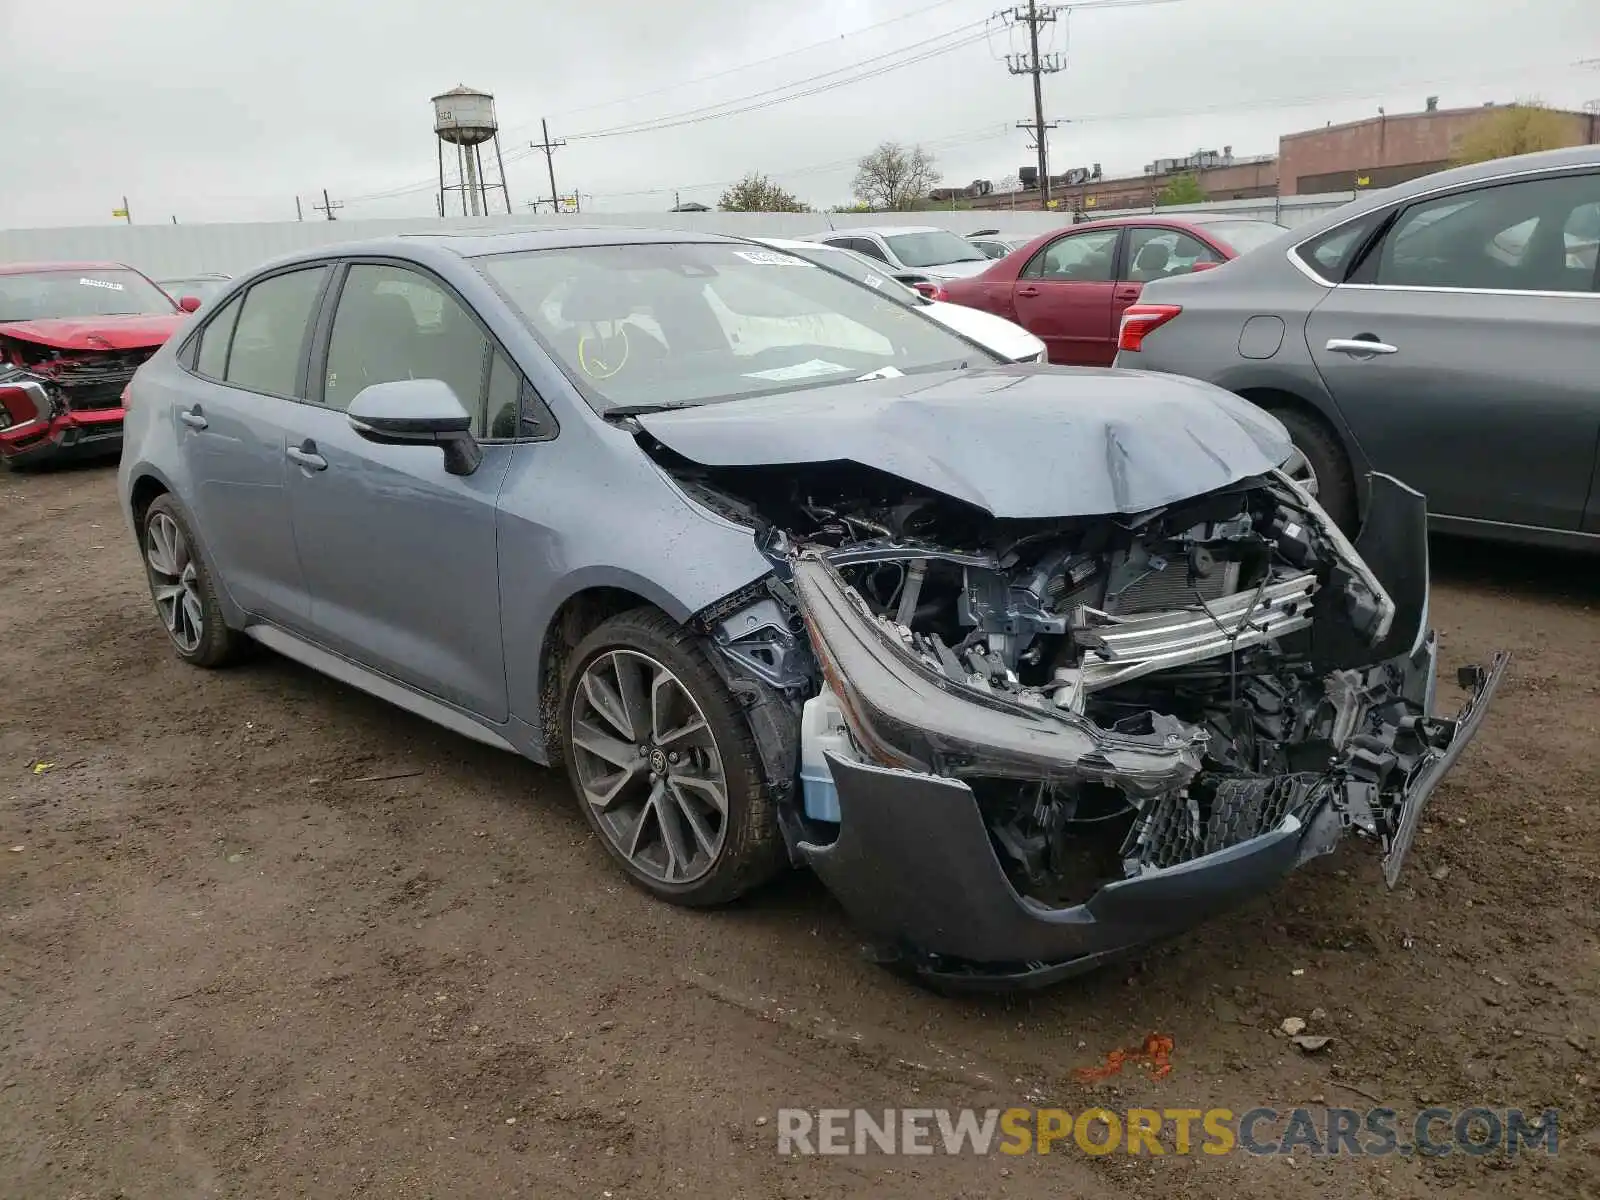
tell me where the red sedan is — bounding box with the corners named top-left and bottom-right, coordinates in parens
top-left (939, 214), bottom-right (1288, 366)
top-left (0, 262), bottom-right (197, 467)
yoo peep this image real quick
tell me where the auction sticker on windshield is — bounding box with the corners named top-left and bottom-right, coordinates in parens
top-left (743, 358), bottom-right (848, 381)
top-left (79, 278), bottom-right (125, 291)
top-left (732, 250), bottom-right (809, 267)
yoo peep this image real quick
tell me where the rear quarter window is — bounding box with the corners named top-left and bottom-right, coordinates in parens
top-left (1293, 213), bottom-right (1386, 283)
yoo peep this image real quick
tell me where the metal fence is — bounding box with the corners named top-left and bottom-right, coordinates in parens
top-left (0, 193), bottom-right (1360, 281)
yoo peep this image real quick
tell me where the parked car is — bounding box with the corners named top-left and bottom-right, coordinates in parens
top-left (751, 237), bottom-right (1045, 362)
top-left (0, 261), bottom-right (196, 468)
top-left (118, 228), bottom-right (1503, 989)
top-left (803, 225), bottom-right (992, 292)
top-left (940, 215), bottom-right (1289, 367)
top-left (158, 273), bottom-right (232, 307)
top-left (967, 229), bottom-right (1034, 259)
top-left (1114, 146), bottom-right (1600, 543)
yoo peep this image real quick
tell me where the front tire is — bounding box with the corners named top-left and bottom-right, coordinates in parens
top-left (141, 495), bottom-right (243, 668)
top-left (1269, 406), bottom-right (1357, 533)
top-left (559, 607), bottom-right (784, 907)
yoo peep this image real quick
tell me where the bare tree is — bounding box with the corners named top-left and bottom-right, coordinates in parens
top-left (718, 173), bottom-right (809, 213)
top-left (851, 142), bottom-right (941, 211)
top-left (1453, 102), bottom-right (1576, 165)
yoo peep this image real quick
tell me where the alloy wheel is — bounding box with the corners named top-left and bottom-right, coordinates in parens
top-left (146, 511), bottom-right (204, 654)
top-left (570, 649), bottom-right (729, 885)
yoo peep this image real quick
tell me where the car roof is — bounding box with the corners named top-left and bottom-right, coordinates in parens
top-left (0, 260), bottom-right (135, 275)
top-left (822, 226), bottom-right (944, 237)
top-left (750, 236), bottom-right (818, 250)
top-left (394, 225), bottom-right (742, 258)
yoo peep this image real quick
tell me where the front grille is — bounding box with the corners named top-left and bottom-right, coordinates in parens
top-left (54, 349), bottom-right (153, 411)
top-left (1122, 773), bottom-right (1327, 871)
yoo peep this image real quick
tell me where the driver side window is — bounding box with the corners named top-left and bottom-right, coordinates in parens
top-left (324, 264), bottom-right (490, 430)
top-left (1022, 229), bottom-right (1119, 282)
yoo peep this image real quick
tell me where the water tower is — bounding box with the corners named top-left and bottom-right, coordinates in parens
top-left (432, 85), bottom-right (512, 217)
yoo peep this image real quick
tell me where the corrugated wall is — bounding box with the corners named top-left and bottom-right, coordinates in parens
top-left (0, 194), bottom-right (1359, 280)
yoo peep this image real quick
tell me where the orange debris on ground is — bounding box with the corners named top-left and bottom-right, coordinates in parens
top-left (1072, 1033), bottom-right (1175, 1082)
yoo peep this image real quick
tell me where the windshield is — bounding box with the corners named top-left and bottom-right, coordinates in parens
top-left (0, 269), bottom-right (178, 322)
top-left (883, 230), bottom-right (989, 268)
top-left (1203, 220), bottom-right (1290, 255)
top-left (478, 242), bottom-right (992, 414)
top-left (777, 244), bottom-right (923, 306)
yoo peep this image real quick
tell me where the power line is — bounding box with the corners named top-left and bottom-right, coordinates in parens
top-left (538, 0), bottom-right (980, 123)
top-left (566, 22), bottom-right (995, 140)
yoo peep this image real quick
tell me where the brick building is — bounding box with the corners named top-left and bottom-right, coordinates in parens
top-left (1278, 101), bottom-right (1600, 194)
top-left (959, 101), bottom-right (1600, 213)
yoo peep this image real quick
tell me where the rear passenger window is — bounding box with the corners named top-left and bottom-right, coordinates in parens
top-left (225, 267), bottom-right (328, 397)
top-left (194, 294), bottom-right (242, 380)
top-left (1370, 172), bottom-right (1600, 293)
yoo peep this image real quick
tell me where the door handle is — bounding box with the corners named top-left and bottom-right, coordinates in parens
top-left (1326, 337), bottom-right (1398, 356)
top-left (1114, 286), bottom-right (1141, 301)
top-left (286, 443), bottom-right (327, 471)
top-left (179, 407), bottom-right (208, 429)
top-left (1016, 286), bottom-right (1040, 297)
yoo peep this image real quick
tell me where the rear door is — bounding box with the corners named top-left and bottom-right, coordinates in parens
top-left (1011, 227), bottom-right (1122, 365)
top-left (173, 265), bottom-right (330, 627)
top-left (1305, 169), bottom-right (1600, 531)
top-left (283, 259), bottom-right (514, 720)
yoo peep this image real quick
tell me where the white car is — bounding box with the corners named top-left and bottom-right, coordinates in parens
top-left (753, 237), bottom-right (1045, 363)
top-left (801, 225), bottom-right (993, 285)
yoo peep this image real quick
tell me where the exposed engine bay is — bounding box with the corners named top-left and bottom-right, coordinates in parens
top-left (655, 441), bottom-right (1502, 921)
top-left (0, 337), bottom-right (152, 458)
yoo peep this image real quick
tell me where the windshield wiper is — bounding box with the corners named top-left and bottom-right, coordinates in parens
top-left (603, 401), bottom-right (701, 418)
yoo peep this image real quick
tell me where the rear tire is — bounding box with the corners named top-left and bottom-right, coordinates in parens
top-left (1268, 406), bottom-right (1357, 533)
top-left (141, 495), bottom-right (244, 668)
top-left (559, 607), bottom-right (785, 907)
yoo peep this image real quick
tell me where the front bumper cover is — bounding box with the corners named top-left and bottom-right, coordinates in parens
top-left (799, 647), bottom-right (1505, 991)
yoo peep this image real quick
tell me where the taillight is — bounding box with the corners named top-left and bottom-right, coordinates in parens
top-left (1118, 304), bottom-right (1182, 353)
top-left (120, 384), bottom-right (132, 411)
top-left (913, 280), bottom-right (949, 302)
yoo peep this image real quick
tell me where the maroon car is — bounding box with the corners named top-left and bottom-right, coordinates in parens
top-left (940, 215), bottom-right (1288, 366)
top-left (0, 262), bottom-right (199, 467)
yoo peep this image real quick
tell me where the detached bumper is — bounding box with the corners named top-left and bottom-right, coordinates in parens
top-left (796, 647), bottom-right (1508, 992)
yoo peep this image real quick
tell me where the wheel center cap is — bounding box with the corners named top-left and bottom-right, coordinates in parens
top-left (648, 748), bottom-right (667, 775)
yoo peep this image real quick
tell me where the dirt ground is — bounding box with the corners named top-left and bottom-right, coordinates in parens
top-left (1, 464), bottom-right (1596, 1200)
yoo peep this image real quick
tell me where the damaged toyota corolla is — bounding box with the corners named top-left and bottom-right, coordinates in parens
top-left (118, 229), bottom-right (1507, 991)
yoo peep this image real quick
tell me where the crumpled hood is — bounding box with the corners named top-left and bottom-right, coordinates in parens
top-left (0, 313), bottom-right (186, 351)
top-left (636, 366), bottom-right (1295, 518)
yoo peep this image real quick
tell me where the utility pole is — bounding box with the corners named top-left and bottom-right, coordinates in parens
top-left (313, 188), bottom-right (343, 221)
top-left (1005, 1), bottom-right (1063, 210)
top-left (531, 119), bottom-right (566, 215)
top-left (295, 196), bottom-right (304, 222)
top-left (112, 196), bottom-right (132, 224)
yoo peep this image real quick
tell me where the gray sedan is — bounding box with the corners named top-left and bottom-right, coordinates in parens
top-left (1114, 145), bottom-right (1600, 546)
top-left (116, 227), bottom-right (1502, 989)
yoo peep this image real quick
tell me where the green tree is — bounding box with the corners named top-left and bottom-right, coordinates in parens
top-left (718, 173), bottom-right (809, 213)
top-left (1453, 102), bottom-right (1575, 166)
top-left (1157, 173), bottom-right (1206, 207)
top-left (851, 142), bottom-right (941, 211)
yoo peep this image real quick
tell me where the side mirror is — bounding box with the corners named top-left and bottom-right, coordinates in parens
top-left (347, 379), bottom-right (483, 476)
top-left (179, 295), bottom-right (202, 312)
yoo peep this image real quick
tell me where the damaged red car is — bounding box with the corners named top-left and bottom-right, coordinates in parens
top-left (0, 262), bottom-right (197, 468)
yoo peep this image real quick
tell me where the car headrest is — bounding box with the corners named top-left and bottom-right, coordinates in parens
top-left (560, 273), bottom-right (639, 325)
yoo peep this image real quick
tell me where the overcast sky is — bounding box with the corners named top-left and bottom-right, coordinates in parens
top-left (1, 0), bottom-right (1596, 227)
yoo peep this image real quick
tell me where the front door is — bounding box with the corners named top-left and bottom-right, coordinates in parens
top-left (1306, 170), bottom-right (1600, 531)
top-left (173, 265), bottom-right (330, 628)
top-left (1010, 227), bottom-right (1122, 365)
top-left (285, 261), bottom-right (514, 721)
